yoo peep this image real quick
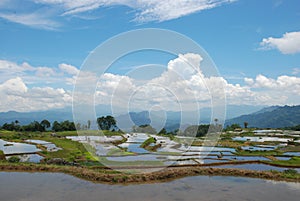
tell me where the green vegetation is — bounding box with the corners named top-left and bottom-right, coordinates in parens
top-left (0, 115), bottom-right (300, 183)
top-left (183, 125), bottom-right (210, 137)
top-left (284, 124), bottom-right (300, 131)
top-left (0, 161), bottom-right (299, 183)
top-left (224, 123), bottom-right (241, 131)
top-left (97, 115), bottom-right (117, 131)
top-left (267, 157), bottom-right (300, 167)
top-left (283, 169), bottom-right (298, 175)
top-left (52, 120), bottom-right (76, 132)
top-left (139, 136), bottom-right (162, 151)
top-left (226, 105), bottom-right (300, 128)
top-left (140, 137), bottom-right (156, 148)
top-left (106, 148), bottom-right (133, 156)
top-left (8, 156), bottom-right (20, 163)
top-left (157, 131), bottom-right (175, 141)
top-left (41, 138), bottom-right (96, 162)
top-left (0, 130), bottom-right (98, 163)
top-left (0, 150), bottom-right (5, 160)
top-left (1, 120), bottom-right (76, 132)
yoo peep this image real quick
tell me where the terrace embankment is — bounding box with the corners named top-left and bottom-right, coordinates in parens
top-left (0, 161), bottom-right (299, 184)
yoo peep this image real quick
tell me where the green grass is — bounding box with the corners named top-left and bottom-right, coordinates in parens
top-left (106, 148), bottom-right (134, 156)
top-left (140, 137), bottom-right (156, 148)
top-left (236, 150), bottom-right (281, 156)
top-left (0, 129), bottom-right (125, 163)
top-left (0, 150), bottom-right (5, 160)
top-left (38, 138), bottom-right (95, 162)
top-left (267, 157), bottom-right (300, 167)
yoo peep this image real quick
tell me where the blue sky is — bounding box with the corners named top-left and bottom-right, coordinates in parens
top-left (0, 0), bottom-right (299, 112)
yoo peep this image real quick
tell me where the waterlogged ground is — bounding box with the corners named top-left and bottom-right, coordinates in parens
top-left (0, 130), bottom-right (300, 173)
top-left (63, 132), bottom-right (300, 172)
top-left (0, 172), bottom-right (299, 201)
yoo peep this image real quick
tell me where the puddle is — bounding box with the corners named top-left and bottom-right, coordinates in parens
top-left (164, 160), bottom-right (199, 165)
top-left (232, 136), bottom-right (292, 143)
top-left (6, 154), bottom-right (44, 163)
top-left (125, 133), bottom-right (149, 143)
top-left (25, 140), bottom-right (62, 152)
top-left (283, 152), bottom-right (300, 157)
top-left (254, 130), bottom-right (282, 133)
top-left (118, 143), bottom-right (149, 154)
top-left (181, 146), bottom-right (236, 153)
top-left (66, 135), bottom-right (123, 143)
top-left (211, 163), bottom-right (300, 173)
top-left (241, 146), bottom-right (275, 151)
top-left (221, 155), bottom-right (270, 161)
top-left (0, 139), bottom-right (41, 155)
top-left (274, 156), bottom-right (291, 161)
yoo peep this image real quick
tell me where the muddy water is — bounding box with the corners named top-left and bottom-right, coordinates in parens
top-left (0, 172), bottom-right (299, 201)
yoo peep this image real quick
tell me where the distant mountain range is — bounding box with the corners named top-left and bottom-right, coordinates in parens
top-left (0, 105), bottom-right (264, 130)
top-left (225, 105), bottom-right (300, 128)
top-left (0, 109), bottom-right (73, 126)
top-left (3, 105), bottom-right (298, 129)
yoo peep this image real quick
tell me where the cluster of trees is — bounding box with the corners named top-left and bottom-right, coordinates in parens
top-left (183, 125), bottom-right (210, 137)
top-left (1, 115), bottom-right (119, 132)
top-left (96, 116), bottom-right (117, 131)
top-left (224, 123), bottom-right (242, 131)
top-left (1, 120), bottom-right (76, 132)
top-left (52, 120), bottom-right (76, 132)
top-left (224, 122), bottom-right (249, 131)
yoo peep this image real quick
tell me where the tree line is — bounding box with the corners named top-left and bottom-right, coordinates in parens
top-left (0, 115), bottom-right (228, 136)
top-left (0, 120), bottom-right (76, 132)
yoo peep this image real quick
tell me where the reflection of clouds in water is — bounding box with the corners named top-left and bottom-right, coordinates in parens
top-left (266, 180), bottom-right (300, 190)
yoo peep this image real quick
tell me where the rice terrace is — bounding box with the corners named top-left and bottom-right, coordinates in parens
top-left (1, 0), bottom-right (300, 200)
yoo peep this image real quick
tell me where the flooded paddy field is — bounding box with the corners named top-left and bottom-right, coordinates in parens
top-left (0, 129), bottom-right (300, 175)
top-left (0, 172), bottom-right (299, 201)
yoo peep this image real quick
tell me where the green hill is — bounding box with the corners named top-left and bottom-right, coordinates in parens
top-left (225, 105), bottom-right (300, 128)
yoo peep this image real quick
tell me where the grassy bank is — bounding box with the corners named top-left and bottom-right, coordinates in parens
top-left (266, 157), bottom-right (300, 167)
top-left (0, 161), bottom-right (299, 184)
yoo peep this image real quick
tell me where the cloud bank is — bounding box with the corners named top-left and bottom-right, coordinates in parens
top-left (0, 53), bottom-right (299, 112)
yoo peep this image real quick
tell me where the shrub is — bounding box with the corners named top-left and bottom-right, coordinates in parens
top-left (8, 156), bottom-right (20, 163)
top-left (0, 150), bottom-right (6, 161)
top-left (283, 169), bottom-right (297, 175)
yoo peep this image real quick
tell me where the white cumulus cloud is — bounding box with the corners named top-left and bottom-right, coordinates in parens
top-left (0, 77), bottom-right (72, 112)
top-left (59, 63), bottom-right (79, 75)
top-left (1, 54), bottom-right (300, 112)
top-left (260, 31), bottom-right (300, 54)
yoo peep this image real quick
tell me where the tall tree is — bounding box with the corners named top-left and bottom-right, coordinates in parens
top-left (52, 121), bottom-right (62, 132)
top-left (97, 116), bottom-right (117, 131)
top-left (40, 119), bottom-right (51, 131)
